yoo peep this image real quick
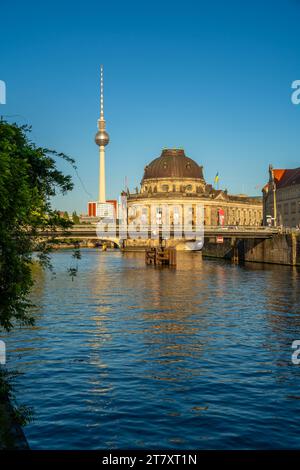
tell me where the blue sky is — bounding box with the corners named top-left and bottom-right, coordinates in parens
top-left (1, 0), bottom-right (300, 213)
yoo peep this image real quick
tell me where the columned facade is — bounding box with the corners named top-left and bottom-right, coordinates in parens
top-left (127, 149), bottom-right (262, 229)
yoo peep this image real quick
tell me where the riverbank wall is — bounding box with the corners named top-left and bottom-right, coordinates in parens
top-left (202, 233), bottom-right (300, 266)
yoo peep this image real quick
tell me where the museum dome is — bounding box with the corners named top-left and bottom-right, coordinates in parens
top-left (142, 149), bottom-right (204, 181)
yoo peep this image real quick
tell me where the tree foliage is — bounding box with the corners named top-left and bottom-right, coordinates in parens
top-left (0, 120), bottom-right (76, 331)
top-left (0, 367), bottom-right (33, 448)
top-left (72, 211), bottom-right (80, 224)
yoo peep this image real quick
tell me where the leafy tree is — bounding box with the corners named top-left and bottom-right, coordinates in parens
top-left (0, 120), bottom-right (77, 332)
top-left (72, 211), bottom-right (80, 224)
top-left (0, 368), bottom-right (33, 448)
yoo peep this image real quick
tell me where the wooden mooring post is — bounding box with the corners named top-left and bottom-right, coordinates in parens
top-left (145, 225), bottom-right (176, 267)
top-left (145, 246), bottom-right (176, 267)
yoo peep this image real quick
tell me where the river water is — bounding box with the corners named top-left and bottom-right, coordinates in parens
top-left (4, 249), bottom-right (300, 449)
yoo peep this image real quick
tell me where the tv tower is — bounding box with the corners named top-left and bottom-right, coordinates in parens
top-left (95, 65), bottom-right (110, 203)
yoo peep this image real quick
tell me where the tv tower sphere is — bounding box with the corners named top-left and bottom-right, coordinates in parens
top-left (95, 129), bottom-right (109, 146)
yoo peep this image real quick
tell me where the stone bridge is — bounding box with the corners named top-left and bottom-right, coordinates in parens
top-left (39, 224), bottom-right (284, 258)
top-left (38, 224), bottom-right (300, 265)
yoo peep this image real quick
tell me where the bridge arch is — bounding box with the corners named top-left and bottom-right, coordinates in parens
top-left (96, 238), bottom-right (121, 249)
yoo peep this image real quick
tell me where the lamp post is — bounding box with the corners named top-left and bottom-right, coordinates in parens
top-left (272, 175), bottom-right (277, 228)
top-left (269, 164), bottom-right (277, 227)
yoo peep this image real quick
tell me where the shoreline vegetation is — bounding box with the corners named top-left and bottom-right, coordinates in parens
top-left (0, 369), bottom-right (31, 449)
top-left (0, 121), bottom-right (77, 449)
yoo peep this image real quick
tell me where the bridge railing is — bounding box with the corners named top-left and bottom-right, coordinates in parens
top-left (69, 224), bottom-right (278, 233)
top-left (38, 224), bottom-right (279, 239)
top-left (203, 225), bottom-right (278, 232)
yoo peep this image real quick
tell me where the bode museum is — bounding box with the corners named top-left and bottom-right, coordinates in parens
top-left (126, 148), bottom-right (263, 228)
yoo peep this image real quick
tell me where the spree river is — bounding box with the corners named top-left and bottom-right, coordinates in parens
top-left (4, 249), bottom-right (300, 449)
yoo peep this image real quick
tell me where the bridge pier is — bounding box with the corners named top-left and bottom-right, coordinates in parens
top-left (231, 238), bottom-right (239, 264)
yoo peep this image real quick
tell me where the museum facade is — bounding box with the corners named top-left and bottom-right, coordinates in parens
top-left (126, 148), bottom-right (263, 227)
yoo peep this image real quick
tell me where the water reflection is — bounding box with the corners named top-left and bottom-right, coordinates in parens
top-left (4, 250), bottom-right (300, 449)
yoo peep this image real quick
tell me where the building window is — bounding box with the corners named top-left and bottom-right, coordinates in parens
top-left (185, 184), bottom-right (193, 192)
top-left (291, 202), bottom-right (296, 214)
top-left (284, 203), bottom-right (289, 215)
top-left (161, 184), bottom-right (169, 192)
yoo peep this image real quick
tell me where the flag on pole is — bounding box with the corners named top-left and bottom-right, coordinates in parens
top-left (214, 172), bottom-right (219, 184)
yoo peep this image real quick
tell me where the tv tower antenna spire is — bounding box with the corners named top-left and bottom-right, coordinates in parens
top-left (95, 65), bottom-right (110, 203)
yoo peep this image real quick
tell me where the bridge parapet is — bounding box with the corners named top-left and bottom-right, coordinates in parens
top-left (39, 224), bottom-right (278, 240)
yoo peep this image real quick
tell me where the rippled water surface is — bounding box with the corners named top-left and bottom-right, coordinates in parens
top-left (4, 250), bottom-right (300, 449)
